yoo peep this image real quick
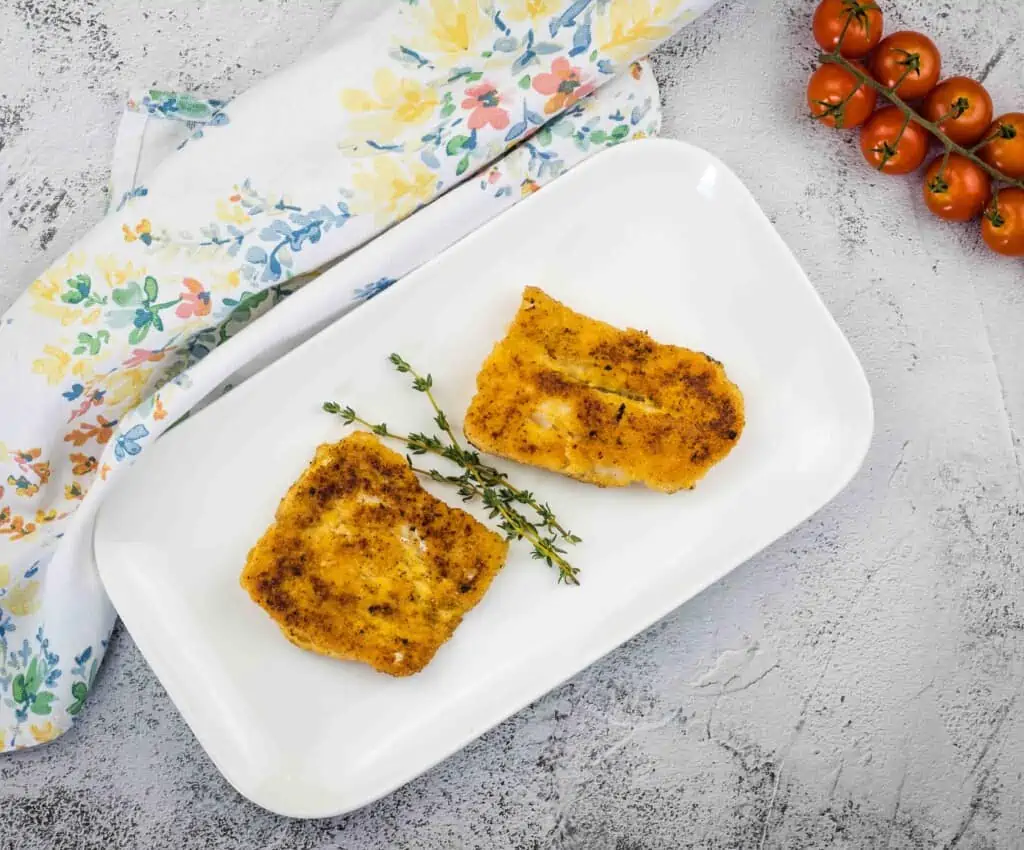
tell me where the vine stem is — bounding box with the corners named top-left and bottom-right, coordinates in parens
top-left (875, 110), bottom-right (914, 172)
top-left (818, 51), bottom-right (1024, 192)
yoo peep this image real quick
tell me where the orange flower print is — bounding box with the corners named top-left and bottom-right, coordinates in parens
top-left (532, 57), bottom-right (595, 115)
top-left (69, 453), bottom-right (98, 476)
top-left (153, 396), bottom-right (167, 421)
top-left (6, 475), bottom-right (38, 498)
top-left (12, 449), bottom-right (50, 486)
top-left (64, 416), bottom-right (117, 448)
top-left (176, 278), bottom-right (211, 319)
top-left (462, 81), bottom-right (510, 130)
top-left (0, 507), bottom-right (36, 541)
top-left (122, 219), bottom-right (153, 245)
top-left (3, 449), bottom-right (50, 499)
top-left (123, 348), bottom-right (166, 369)
top-left (68, 389), bottom-right (106, 423)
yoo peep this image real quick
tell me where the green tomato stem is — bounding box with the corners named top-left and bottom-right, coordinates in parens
top-left (819, 51), bottom-right (1024, 192)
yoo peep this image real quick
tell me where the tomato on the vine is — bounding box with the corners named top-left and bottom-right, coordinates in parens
top-left (982, 189), bottom-right (1024, 257)
top-left (808, 62), bottom-right (878, 129)
top-left (859, 107), bottom-right (930, 173)
top-left (803, 6), bottom-right (1021, 260)
top-left (870, 31), bottom-right (941, 100)
top-left (922, 154), bottom-right (991, 221)
top-left (979, 113), bottom-right (1024, 180)
top-left (922, 77), bottom-right (994, 146)
top-left (813, 0), bottom-right (883, 58)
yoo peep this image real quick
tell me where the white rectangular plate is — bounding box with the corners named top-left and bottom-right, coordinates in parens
top-left (94, 139), bottom-right (873, 818)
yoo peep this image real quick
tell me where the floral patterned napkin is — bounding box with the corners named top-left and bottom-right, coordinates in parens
top-left (0, 0), bottom-right (717, 751)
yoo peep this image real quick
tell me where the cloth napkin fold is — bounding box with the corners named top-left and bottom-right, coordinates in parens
top-left (0, 0), bottom-right (717, 751)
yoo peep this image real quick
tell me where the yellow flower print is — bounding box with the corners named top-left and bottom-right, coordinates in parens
top-left (28, 301), bottom-right (82, 327)
top-left (72, 358), bottom-right (95, 380)
top-left (401, 0), bottom-right (491, 65)
top-left (65, 481), bottom-right (84, 501)
top-left (6, 580), bottom-right (41, 616)
top-left (340, 69), bottom-right (440, 145)
top-left (27, 253), bottom-right (91, 326)
top-left (100, 366), bottom-right (153, 410)
top-left (121, 219), bottom-right (152, 243)
top-left (215, 197), bottom-right (251, 225)
top-left (201, 268), bottom-right (242, 298)
top-left (29, 723), bottom-right (60, 744)
top-left (95, 256), bottom-right (147, 291)
top-left (595, 0), bottom-right (683, 61)
top-left (32, 345), bottom-right (72, 385)
top-left (27, 252), bottom-right (88, 302)
top-left (0, 564), bottom-right (9, 589)
top-left (352, 155), bottom-right (438, 224)
top-left (80, 307), bottom-right (102, 327)
top-left (29, 277), bottom-right (60, 303)
top-left (500, 0), bottom-right (562, 21)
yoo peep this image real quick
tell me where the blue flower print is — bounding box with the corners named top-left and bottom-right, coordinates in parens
top-left (113, 425), bottom-right (150, 462)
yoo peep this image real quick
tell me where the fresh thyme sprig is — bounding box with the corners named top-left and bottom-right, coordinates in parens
top-left (322, 354), bottom-right (582, 585)
top-left (387, 354), bottom-right (581, 544)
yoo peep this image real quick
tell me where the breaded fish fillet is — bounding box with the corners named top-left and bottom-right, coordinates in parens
top-left (241, 432), bottom-right (508, 676)
top-left (464, 287), bottom-right (744, 493)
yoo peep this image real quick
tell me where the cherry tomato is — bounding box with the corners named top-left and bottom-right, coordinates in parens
top-left (808, 62), bottom-right (878, 129)
top-left (859, 107), bottom-right (930, 173)
top-left (870, 31), bottom-right (941, 100)
top-left (922, 154), bottom-right (991, 221)
top-left (979, 113), bottom-right (1024, 180)
top-left (813, 0), bottom-right (883, 59)
top-left (982, 189), bottom-right (1024, 257)
top-left (922, 77), bottom-right (993, 146)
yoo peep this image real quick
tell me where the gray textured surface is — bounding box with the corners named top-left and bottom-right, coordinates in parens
top-left (2, 0), bottom-right (1024, 847)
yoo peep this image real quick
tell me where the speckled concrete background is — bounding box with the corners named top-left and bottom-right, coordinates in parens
top-left (2, 1), bottom-right (1024, 847)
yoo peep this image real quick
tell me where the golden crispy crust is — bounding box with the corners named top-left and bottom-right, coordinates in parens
top-left (463, 287), bottom-right (744, 493)
top-left (240, 432), bottom-right (509, 676)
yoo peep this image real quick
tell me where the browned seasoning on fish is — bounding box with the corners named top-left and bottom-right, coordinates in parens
top-left (464, 287), bottom-right (745, 493)
top-left (241, 432), bottom-right (509, 676)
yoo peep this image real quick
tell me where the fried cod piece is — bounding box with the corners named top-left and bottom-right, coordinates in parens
top-left (464, 287), bottom-right (744, 493)
top-left (241, 432), bottom-right (509, 676)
